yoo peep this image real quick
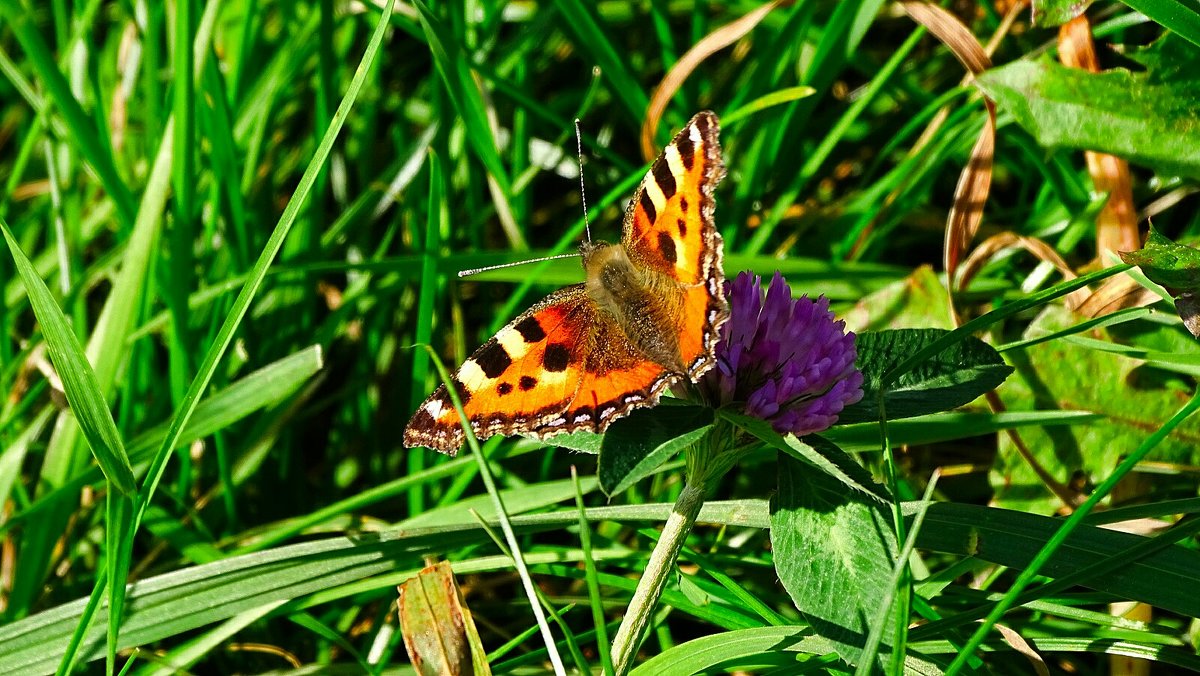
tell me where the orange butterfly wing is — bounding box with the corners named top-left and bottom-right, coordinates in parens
top-left (403, 285), bottom-right (682, 453)
top-left (404, 286), bottom-right (592, 454)
top-left (558, 310), bottom-right (680, 430)
top-left (621, 111), bottom-right (727, 378)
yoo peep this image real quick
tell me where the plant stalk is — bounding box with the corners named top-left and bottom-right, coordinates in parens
top-left (610, 479), bottom-right (707, 674)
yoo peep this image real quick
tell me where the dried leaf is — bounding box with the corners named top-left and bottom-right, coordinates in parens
top-left (1075, 275), bottom-right (1160, 319)
top-left (398, 561), bottom-right (491, 676)
top-left (956, 232), bottom-right (1090, 310)
top-left (899, 3), bottom-right (997, 283)
top-left (1032, 0), bottom-right (1096, 27)
top-left (1174, 292), bottom-right (1200, 338)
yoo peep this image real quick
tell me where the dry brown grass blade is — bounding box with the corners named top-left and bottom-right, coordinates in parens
top-left (640, 1), bottom-right (778, 161)
top-left (957, 232), bottom-right (1091, 310)
top-left (1075, 274), bottom-right (1161, 318)
top-left (995, 623), bottom-right (1050, 676)
top-left (901, 2), bottom-right (992, 75)
top-left (944, 103), bottom-right (996, 281)
top-left (909, 0), bottom-right (1025, 155)
top-left (899, 2), bottom-right (998, 281)
top-left (1058, 15), bottom-right (1139, 261)
top-left (849, 1), bottom-right (1024, 262)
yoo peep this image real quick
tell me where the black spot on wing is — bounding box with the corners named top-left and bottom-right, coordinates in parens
top-left (437, 379), bottom-right (472, 407)
top-left (409, 406), bottom-right (435, 431)
top-left (474, 340), bottom-right (512, 379)
top-left (680, 196), bottom-right (689, 212)
top-left (519, 375), bottom-right (537, 391)
top-left (514, 315), bottom-right (545, 343)
top-left (639, 189), bottom-right (657, 224)
top-left (658, 232), bottom-right (677, 265)
top-left (677, 133), bottom-right (695, 171)
top-left (497, 382), bottom-right (513, 396)
top-left (453, 379), bottom-right (472, 405)
top-left (652, 158), bottom-right (676, 200)
top-left (677, 218), bottom-right (687, 236)
top-left (543, 343), bottom-right (571, 372)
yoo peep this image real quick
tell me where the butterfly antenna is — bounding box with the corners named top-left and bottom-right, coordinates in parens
top-left (458, 252), bottom-right (581, 278)
top-left (574, 118), bottom-right (592, 244)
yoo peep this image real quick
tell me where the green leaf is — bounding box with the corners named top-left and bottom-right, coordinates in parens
top-left (630, 626), bottom-right (944, 676)
top-left (412, 0), bottom-right (514, 195)
top-left (0, 219), bottom-right (136, 495)
top-left (550, 0), bottom-right (650, 124)
top-left (629, 626), bottom-right (839, 675)
top-left (722, 411), bottom-right (891, 503)
top-left (544, 430), bottom-right (604, 454)
top-left (976, 48), bottom-right (1200, 178)
top-left (400, 476), bottom-right (599, 529)
top-left (770, 454), bottom-right (900, 667)
top-left (840, 329), bottom-right (1013, 423)
top-left (993, 305), bottom-right (1200, 513)
top-left (0, 3), bottom-right (137, 227)
top-left (0, 345), bottom-right (325, 536)
top-left (842, 265), bottom-right (956, 333)
top-left (1031, 0), bottom-right (1096, 26)
top-left (597, 404), bottom-right (714, 496)
top-left (826, 410), bottom-right (1101, 452)
top-left (722, 86), bottom-right (817, 125)
top-left (1118, 226), bottom-right (1200, 291)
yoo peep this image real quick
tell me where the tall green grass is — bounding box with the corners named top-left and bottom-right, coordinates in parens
top-left (1, 1), bottom-right (1198, 674)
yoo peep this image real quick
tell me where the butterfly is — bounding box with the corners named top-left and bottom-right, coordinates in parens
top-left (404, 111), bottom-right (727, 455)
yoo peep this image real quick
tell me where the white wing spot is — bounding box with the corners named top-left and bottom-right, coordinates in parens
top-left (458, 360), bottom-right (490, 390)
top-left (664, 145), bottom-right (686, 184)
top-left (643, 168), bottom-right (666, 215)
top-left (424, 398), bottom-right (445, 420)
top-left (496, 327), bottom-right (531, 360)
top-left (538, 369), bottom-right (571, 387)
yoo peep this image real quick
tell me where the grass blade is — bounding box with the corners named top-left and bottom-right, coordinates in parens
top-left (0, 219), bottom-right (135, 494)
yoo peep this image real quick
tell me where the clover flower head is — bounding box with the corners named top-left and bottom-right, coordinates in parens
top-left (699, 271), bottom-right (864, 436)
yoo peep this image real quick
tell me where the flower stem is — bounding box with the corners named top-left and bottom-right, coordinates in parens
top-left (610, 480), bottom-right (707, 674)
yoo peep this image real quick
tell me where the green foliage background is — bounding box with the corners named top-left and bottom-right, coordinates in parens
top-left (1, 0), bottom-right (1199, 673)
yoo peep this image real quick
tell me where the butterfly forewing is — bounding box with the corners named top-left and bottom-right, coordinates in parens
top-left (622, 111), bottom-right (728, 378)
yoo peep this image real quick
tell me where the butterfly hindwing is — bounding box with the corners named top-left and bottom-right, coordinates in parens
top-left (556, 310), bottom-right (680, 430)
top-left (404, 286), bottom-right (593, 454)
top-left (622, 110), bottom-right (728, 378)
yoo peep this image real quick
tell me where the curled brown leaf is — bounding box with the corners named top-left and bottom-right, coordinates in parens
top-left (641, 2), bottom-right (779, 161)
top-left (1058, 15), bottom-right (1139, 261)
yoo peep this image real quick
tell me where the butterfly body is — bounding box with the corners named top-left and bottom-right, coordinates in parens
top-left (405, 111), bottom-right (727, 454)
top-left (582, 239), bottom-right (687, 374)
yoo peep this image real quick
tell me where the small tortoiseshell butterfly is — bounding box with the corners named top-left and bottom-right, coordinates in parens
top-left (404, 111), bottom-right (727, 454)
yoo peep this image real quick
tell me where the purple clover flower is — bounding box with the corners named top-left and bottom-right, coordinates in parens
top-left (699, 271), bottom-right (864, 436)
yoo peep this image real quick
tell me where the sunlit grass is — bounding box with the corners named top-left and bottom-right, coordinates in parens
top-left (1, 1), bottom-right (1198, 673)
